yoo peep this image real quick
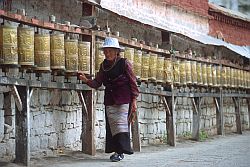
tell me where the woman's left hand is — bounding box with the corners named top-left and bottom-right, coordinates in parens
top-left (128, 99), bottom-right (137, 124)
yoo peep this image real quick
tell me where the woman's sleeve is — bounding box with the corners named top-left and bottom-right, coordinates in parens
top-left (125, 59), bottom-right (139, 100)
top-left (86, 67), bottom-right (104, 89)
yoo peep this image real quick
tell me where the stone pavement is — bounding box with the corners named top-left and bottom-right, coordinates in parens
top-left (1, 131), bottom-right (250, 167)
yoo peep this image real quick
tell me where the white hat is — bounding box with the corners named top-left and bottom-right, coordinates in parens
top-left (100, 37), bottom-right (124, 51)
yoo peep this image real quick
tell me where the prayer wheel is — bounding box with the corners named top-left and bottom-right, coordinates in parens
top-left (17, 27), bottom-right (34, 66)
top-left (173, 60), bottom-right (180, 85)
top-left (0, 25), bottom-right (18, 65)
top-left (148, 53), bottom-right (157, 81)
top-left (124, 47), bottom-right (134, 67)
top-left (202, 63), bottom-right (207, 86)
top-left (212, 65), bottom-right (217, 87)
top-left (156, 56), bottom-right (164, 83)
top-left (221, 66), bottom-right (227, 87)
top-left (50, 34), bottom-right (65, 70)
top-left (65, 39), bottom-right (78, 73)
top-left (164, 58), bottom-right (172, 84)
top-left (216, 66), bottom-right (221, 87)
top-left (207, 64), bottom-right (213, 86)
top-left (95, 41), bottom-right (105, 72)
top-left (239, 70), bottom-right (243, 88)
top-left (248, 72), bottom-right (250, 89)
top-left (180, 60), bottom-right (186, 85)
top-left (120, 51), bottom-right (124, 58)
top-left (186, 61), bottom-right (192, 84)
top-left (133, 49), bottom-right (142, 79)
top-left (231, 68), bottom-right (235, 88)
top-left (226, 67), bottom-right (231, 87)
top-left (141, 53), bottom-right (150, 81)
top-left (196, 62), bottom-right (203, 85)
top-left (34, 34), bottom-right (50, 71)
top-left (78, 41), bottom-right (90, 75)
top-left (236, 69), bottom-right (241, 88)
top-left (191, 61), bottom-right (197, 85)
top-left (243, 71), bottom-right (247, 89)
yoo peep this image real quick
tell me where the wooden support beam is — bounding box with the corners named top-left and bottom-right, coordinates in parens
top-left (162, 96), bottom-right (171, 116)
top-left (233, 97), bottom-right (242, 134)
top-left (77, 91), bottom-right (88, 119)
top-left (192, 97), bottom-right (201, 140)
top-left (15, 86), bottom-right (30, 166)
top-left (10, 85), bottom-right (22, 112)
top-left (131, 111), bottom-right (141, 152)
top-left (216, 89), bottom-right (224, 135)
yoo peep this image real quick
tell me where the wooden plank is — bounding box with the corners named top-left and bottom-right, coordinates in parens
top-left (216, 89), bottom-right (224, 135)
top-left (192, 97), bottom-right (201, 140)
top-left (233, 97), bottom-right (242, 134)
top-left (131, 111), bottom-right (141, 152)
top-left (15, 86), bottom-right (30, 166)
top-left (162, 96), bottom-right (171, 116)
top-left (77, 91), bottom-right (88, 118)
top-left (10, 85), bottom-right (23, 112)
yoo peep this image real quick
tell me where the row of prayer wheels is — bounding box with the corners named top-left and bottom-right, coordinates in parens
top-left (0, 25), bottom-right (91, 74)
top-left (95, 45), bottom-right (250, 89)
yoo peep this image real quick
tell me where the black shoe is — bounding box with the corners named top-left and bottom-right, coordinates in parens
top-left (110, 153), bottom-right (124, 162)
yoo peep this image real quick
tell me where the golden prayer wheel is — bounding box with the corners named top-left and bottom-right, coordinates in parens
top-left (50, 34), bottom-right (65, 70)
top-left (120, 51), bottom-right (124, 58)
top-left (197, 62), bottom-right (202, 85)
top-left (212, 65), bottom-right (217, 87)
top-left (78, 41), bottom-right (90, 75)
top-left (226, 67), bottom-right (231, 87)
top-left (133, 50), bottom-right (142, 79)
top-left (216, 66), bottom-right (221, 87)
top-left (236, 69), bottom-right (240, 88)
top-left (148, 53), bottom-right (157, 81)
top-left (207, 64), bottom-right (213, 86)
top-left (191, 61), bottom-right (197, 84)
top-left (17, 27), bottom-right (34, 66)
top-left (173, 60), bottom-right (180, 85)
top-left (141, 53), bottom-right (150, 81)
top-left (164, 58), bottom-right (173, 84)
top-left (95, 41), bottom-right (104, 72)
top-left (243, 71), bottom-right (247, 89)
top-left (65, 39), bottom-right (78, 73)
top-left (0, 25), bottom-right (18, 65)
top-left (231, 68), bottom-right (235, 88)
top-left (34, 34), bottom-right (50, 71)
top-left (248, 72), bottom-right (250, 89)
top-left (202, 63), bottom-right (207, 86)
top-left (221, 66), bottom-right (227, 87)
top-left (124, 47), bottom-right (134, 67)
top-left (186, 61), bottom-right (192, 84)
top-left (156, 56), bottom-right (164, 83)
top-left (180, 60), bottom-right (186, 85)
top-left (239, 70), bottom-right (243, 88)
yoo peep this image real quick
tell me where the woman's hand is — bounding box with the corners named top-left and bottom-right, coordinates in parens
top-left (78, 73), bottom-right (88, 83)
top-left (128, 99), bottom-right (137, 124)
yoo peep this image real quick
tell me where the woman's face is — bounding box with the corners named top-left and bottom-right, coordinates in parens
top-left (103, 48), bottom-right (118, 61)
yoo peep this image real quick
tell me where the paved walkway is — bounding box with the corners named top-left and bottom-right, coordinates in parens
top-left (2, 131), bottom-right (250, 167)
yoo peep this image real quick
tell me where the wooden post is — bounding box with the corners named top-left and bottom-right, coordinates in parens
top-left (131, 111), bottom-right (141, 152)
top-left (233, 97), bottom-right (242, 134)
top-left (214, 93), bottom-right (224, 135)
top-left (15, 86), bottom-right (30, 166)
top-left (248, 99), bottom-right (250, 130)
top-left (192, 97), bottom-right (201, 140)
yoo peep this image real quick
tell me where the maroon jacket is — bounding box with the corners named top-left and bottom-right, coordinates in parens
top-left (86, 57), bottom-right (139, 106)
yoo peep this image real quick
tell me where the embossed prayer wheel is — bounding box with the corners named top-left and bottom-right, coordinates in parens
top-left (173, 60), bottom-right (180, 85)
top-left (17, 27), bottom-right (34, 66)
top-left (236, 69), bottom-right (241, 88)
top-left (65, 39), bottom-right (78, 73)
top-left (226, 67), bottom-right (231, 87)
top-left (156, 56), bottom-right (164, 83)
top-left (207, 64), bottom-right (213, 86)
top-left (164, 58), bottom-right (173, 84)
top-left (196, 62), bottom-right (202, 85)
top-left (212, 65), bottom-right (217, 87)
top-left (239, 70), bottom-right (243, 88)
top-left (95, 41), bottom-right (105, 72)
top-left (216, 66), bottom-right (221, 87)
top-left (148, 53), bottom-right (157, 81)
top-left (221, 66), bottom-right (227, 87)
top-left (0, 25), bottom-right (18, 65)
top-left (133, 49), bottom-right (142, 79)
top-left (78, 41), bottom-right (90, 74)
top-left (202, 63), bottom-right (207, 86)
top-left (34, 34), bottom-right (50, 71)
top-left (243, 71), bottom-right (247, 89)
top-left (191, 61), bottom-right (197, 85)
top-left (186, 61), bottom-right (192, 84)
top-left (124, 47), bottom-right (134, 67)
top-left (50, 34), bottom-right (65, 70)
top-left (141, 53), bottom-right (150, 81)
top-left (230, 68), bottom-right (235, 88)
top-left (180, 60), bottom-right (186, 85)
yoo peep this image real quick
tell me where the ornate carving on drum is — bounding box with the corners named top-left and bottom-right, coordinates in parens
top-left (124, 47), bottom-right (134, 67)
top-left (141, 53), bottom-right (150, 81)
top-left (196, 62), bottom-right (202, 85)
top-left (202, 63), bottom-right (207, 86)
top-left (180, 60), bottom-right (186, 85)
top-left (207, 64), bottom-right (213, 86)
top-left (148, 53), bottom-right (157, 81)
top-left (34, 34), bottom-right (50, 71)
top-left (212, 65), bottom-right (217, 87)
top-left (95, 41), bottom-right (104, 72)
top-left (0, 26), bottom-right (18, 65)
top-left (65, 39), bottom-right (78, 73)
top-left (133, 49), bottom-right (142, 79)
top-left (191, 61), bottom-right (197, 85)
top-left (221, 66), bottom-right (227, 87)
top-left (173, 60), bottom-right (180, 85)
top-left (78, 41), bottom-right (90, 74)
top-left (186, 61), bottom-right (192, 84)
top-left (50, 34), bottom-right (65, 70)
top-left (164, 58), bottom-right (172, 84)
top-left (17, 27), bottom-right (34, 66)
top-left (156, 56), bottom-right (164, 83)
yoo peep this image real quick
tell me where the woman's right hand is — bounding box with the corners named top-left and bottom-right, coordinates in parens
top-left (78, 73), bottom-right (88, 83)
